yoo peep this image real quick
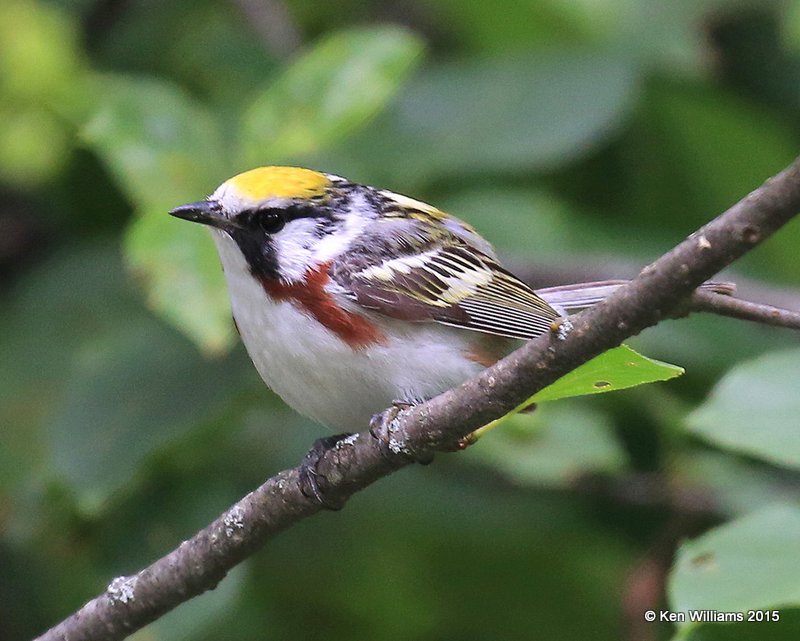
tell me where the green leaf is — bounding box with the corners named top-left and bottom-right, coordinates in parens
top-left (0, 1), bottom-right (85, 186)
top-left (240, 26), bottom-right (425, 164)
top-left (0, 104), bottom-right (71, 186)
top-left (0, 0), bottom-right (83, 107)
top-left (0, 244), bottom-right (249, 526)
top-left (45, 316), bottom-right (244, 513)
top-left (81, 74), bottom-right (235, 351)
top-left (0, 244), bottom-right (141, 497)
top-left (627, 80), bottom-right (799, 279)
top-left (532, 344), bottom-right (684, 403)
top-left (669, 504), bottom-right (800, 631)
top-left (686, 348), bottom-right (800, 471)
top-left (471, 345), bottom-right (681, 441)
top-left (326, 50), bottom-right (638, 187)
top-left (649, 83), bottom-right (796, 218)
top-left (437, 187), bottom-right (580, 258)
top-left (126, 207), bottom-right (233, 354)
top-left (670, 611), bottom-right (800, 641)
top-left (81, 74), bottom-right (225, 207)
top-left (786, 0), bottom-right (800, 52)
top-left (676, 450), bottom-right (800, 518)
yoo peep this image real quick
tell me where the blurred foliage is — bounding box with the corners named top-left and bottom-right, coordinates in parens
top-left (687, 348), bottom-right (800, 470)
top-left (2, 1), bottom-right (800, 640)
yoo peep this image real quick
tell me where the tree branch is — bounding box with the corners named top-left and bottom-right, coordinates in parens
top-left (34, 157), bottom-right (800, 641)
top-left (689, 288), bottom-right (800, 329)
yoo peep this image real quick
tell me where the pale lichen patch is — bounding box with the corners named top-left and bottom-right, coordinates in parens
top-left (338, 433), bottom-right (359, 447)
top-left (224, 504), bottom-right (246, 537)
top-left (108, 575), bottom-right (137, 604)
top-left (555, 318), bottom-right (574, 341)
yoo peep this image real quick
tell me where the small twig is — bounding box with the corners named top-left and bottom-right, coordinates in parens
top-left (34, 157), bottom-right (800, 641)
top-left (690, 289), bottom-right (800, 329)
top-left (571, 472), bottom-right (718, 516)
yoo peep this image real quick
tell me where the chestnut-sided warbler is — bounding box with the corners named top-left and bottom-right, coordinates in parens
top-left (169, 167), bottom-right (585, 432)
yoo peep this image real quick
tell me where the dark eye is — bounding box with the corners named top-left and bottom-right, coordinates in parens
top-left (256, 209), bottom-right (285, 234)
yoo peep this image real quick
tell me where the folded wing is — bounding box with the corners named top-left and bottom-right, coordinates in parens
top-left (333, 241), bottom-right (562, 341)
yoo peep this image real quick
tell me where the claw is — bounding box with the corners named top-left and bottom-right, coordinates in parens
top-left (298, 434), bottom-right (351, 510)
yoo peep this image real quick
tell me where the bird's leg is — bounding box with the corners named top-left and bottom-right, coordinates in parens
top-left (298, 434), bottom-right (353, 510)
top-left (300, 400), bottom-right (435, 509)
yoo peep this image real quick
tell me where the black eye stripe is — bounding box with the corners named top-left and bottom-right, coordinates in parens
top-left (239, 204), bottom-right (320, 229)
top-left (282, 204), bottom-right (319, 221)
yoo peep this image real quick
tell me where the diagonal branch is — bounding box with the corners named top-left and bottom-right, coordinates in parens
top-left (34, 157), bottom-right (800, 641)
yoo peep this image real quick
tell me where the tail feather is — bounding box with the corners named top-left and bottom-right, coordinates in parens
top-left (536, 279), bottom-right (735, 312)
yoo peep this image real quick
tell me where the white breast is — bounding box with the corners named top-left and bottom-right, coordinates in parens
top-left (211, 231), bottom-right (486, 431)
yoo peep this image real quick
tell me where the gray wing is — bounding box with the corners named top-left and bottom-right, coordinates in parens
top-left (330, 224), bottom-right (562, 340)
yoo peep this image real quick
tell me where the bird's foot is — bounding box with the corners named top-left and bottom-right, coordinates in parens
top-left (298, 433), bottom-right (354, 511)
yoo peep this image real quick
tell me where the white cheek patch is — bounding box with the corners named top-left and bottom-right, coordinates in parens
top-left (272, 219), bottom-right (321, 281)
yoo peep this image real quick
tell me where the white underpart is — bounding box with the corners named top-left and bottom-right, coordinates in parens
top-left (211, 230), bottom-right (488, 430)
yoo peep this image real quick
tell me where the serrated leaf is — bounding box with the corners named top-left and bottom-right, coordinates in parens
top-left (686, 348), bottom-right (800, 471)
top-left (669, 504), bottom-right (800, 627)
top-left (241, 26), bottom-right (424, 165)
top-left (532, 344), bottom-right (684, 403)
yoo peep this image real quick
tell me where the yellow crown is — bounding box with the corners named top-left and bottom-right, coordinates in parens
top-left (227, 166), bottom-right (330, 201)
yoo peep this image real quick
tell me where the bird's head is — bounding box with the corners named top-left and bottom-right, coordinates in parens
top-left (169, 166), bottom-right (376, 282)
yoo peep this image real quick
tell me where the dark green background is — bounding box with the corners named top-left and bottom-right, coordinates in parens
top-left (2, 1), bottom-right (800, 640)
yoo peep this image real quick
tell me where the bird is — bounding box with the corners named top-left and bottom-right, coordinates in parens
top-left (169, 166), bottom-right (569, 438)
